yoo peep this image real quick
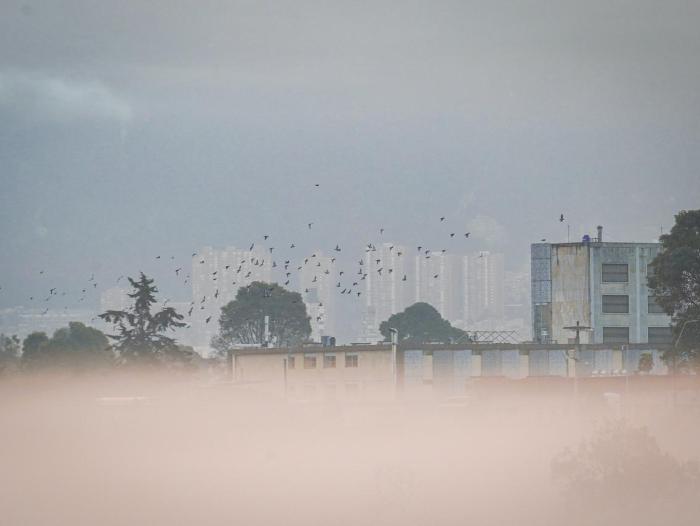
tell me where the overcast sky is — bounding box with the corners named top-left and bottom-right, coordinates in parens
top-left (1, 0), bottom-right (699, 311)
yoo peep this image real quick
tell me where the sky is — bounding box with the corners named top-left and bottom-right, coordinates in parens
top-left (1, 0), bottom-right (699, 313)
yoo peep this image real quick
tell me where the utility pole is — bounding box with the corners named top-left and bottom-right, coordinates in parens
top-left (263, 315), bottom-right (270, 348)
top-left (563, 320), bottom-right (592, 401)
top-left (389, 328), bottom-right (398, 397)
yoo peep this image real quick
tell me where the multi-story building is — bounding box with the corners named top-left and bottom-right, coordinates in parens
top-left (465, 251), bottom-right (505, 324)
top-left (414, 252), bottom-right (462, 323)
top-left (531, 227), bottom-right (672, 344)
top-left (100, 287), bottom-right (130, 313)
top-left (299, 251), bottom-right (336, 341)
top-left (359, 243), bottom-right (411, 342)
top-left (191, 246), bottom-right (273, 346)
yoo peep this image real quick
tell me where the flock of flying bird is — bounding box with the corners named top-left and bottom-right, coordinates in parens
top-left (2, 182), bottom-right (567, 331)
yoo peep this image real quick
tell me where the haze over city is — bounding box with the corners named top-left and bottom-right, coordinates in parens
top-left (2, 2), bottom-right (700, 526)
top-left (2, 1), bottom-right (699, 339)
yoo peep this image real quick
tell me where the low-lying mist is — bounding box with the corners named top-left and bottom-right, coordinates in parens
top-left (1, 372), bottom-right (698, 526)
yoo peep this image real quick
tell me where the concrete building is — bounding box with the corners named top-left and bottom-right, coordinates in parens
top-left (232, 341), bottom-right (671, 400)
top-left (299, 251), bottom-right (336, 341)
top-left (531, 228), bottom-right (672, 345)
top-left (464, 251), bottom-right (505, 324)
top-left (100, 287), bottom-right (130, 313)
top-left (359, 243), bottom-right (411, 342)
top-left (191, 246), bottom-right (273, 346)
top-left (415, 252), bottom-right (462, 323)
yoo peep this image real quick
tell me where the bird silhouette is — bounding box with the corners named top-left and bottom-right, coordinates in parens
top-left (440, 217), bottom-right (445, 222)
top-left (559, 214), bottom-right (565, 222)
top-left (205, 316), bottom-right (212, 324)
top-left (465, 233), bottom-right (470, 238)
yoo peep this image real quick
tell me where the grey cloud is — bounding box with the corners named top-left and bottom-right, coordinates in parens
top-left (0, 71), bottom-right (133, 126)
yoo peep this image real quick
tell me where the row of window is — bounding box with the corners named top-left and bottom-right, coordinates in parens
top-left (602, 326), bottom-right (672, 344)
top-left (287, 354), bottom-right (358, 370)
top-left (601, 294), bottom-right (666, 314)
top-left (601, 263), bottom-right (657, 283)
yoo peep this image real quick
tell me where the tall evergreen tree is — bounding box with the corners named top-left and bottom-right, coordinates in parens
top-left (99, 273), bottom-right (186, 364)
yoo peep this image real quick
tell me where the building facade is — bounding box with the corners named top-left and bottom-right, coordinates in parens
top-left (531, 234), bottom-right (672, 345)
top-left (191, 246), bottom-right (273, 346)
top-left (359, 243), bottom-right (411, 342)
top-left (299, 251), bottom-right (336, 341)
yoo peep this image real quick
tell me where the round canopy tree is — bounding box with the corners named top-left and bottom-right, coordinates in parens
top-left (379, 302), bottom-right (467, 344)
top-left (215, 281), bottom-right (311, 350)
top-left (648, 209), bottom-right (700, 369)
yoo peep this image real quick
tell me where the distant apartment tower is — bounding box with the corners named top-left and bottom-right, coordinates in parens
top-left (191, 246), bottom-right (273, 346)
top-left (100, 287), bottom-right (130, 313)
top-left (299, 251), bottom-right (336, 341)
top-left (360, 243), bottom-right (411, 342)
top-left (465, 251), bottom-right (505, 323)
top-left (414, 252), bottom-right (462, 324)
top-left (531, 228), bottom-right (672, 344)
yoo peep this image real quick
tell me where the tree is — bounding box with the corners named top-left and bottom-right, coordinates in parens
top-left (379, 302), bottom-right (468, 344)
top-left (552, 421), bottom-right (700, 520)
top-left (648, 209), bottom-right (700, 370)
top-left (638, 353), bottom-right (654, 374)
top-left (21, 323), bottom-right (111, 371)
top-left (216, 281), bottom-right (311, 351)
top-left (21, 331), bottom-right (49, 364)
top-left (0, 333), bottom-right (21, 374)
top-left (99, 273), bottom-right (186, 365)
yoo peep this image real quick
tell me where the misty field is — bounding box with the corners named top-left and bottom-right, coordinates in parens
top-left (1, 374), bottom-right (699, 526)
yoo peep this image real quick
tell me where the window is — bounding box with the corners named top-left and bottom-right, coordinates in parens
top-left (602, 294), bottom-right (629, 314)
top-left (648, 296), bottom-right (665, 314)
top-left (648, 326), bottom-right (672, 344)
top-left (323, 354), bottom-right (336, 368)
top-left (345, 354), bottom-right (358, 368)
top-left (602, 263), bottom-right (628, 283)
top-left (303, 354), bottom-right (317, 369)
top-left (603, 327), bottom-right (629, 344)
top-left (287, 356), bottom-right (295, 369)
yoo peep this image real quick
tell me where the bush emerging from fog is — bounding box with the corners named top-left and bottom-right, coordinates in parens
top-left (552, 420), bottom-right (700, 512)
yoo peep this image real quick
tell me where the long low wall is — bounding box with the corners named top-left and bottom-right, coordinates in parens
top-left (232, 344), bottom-right (670, 395)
